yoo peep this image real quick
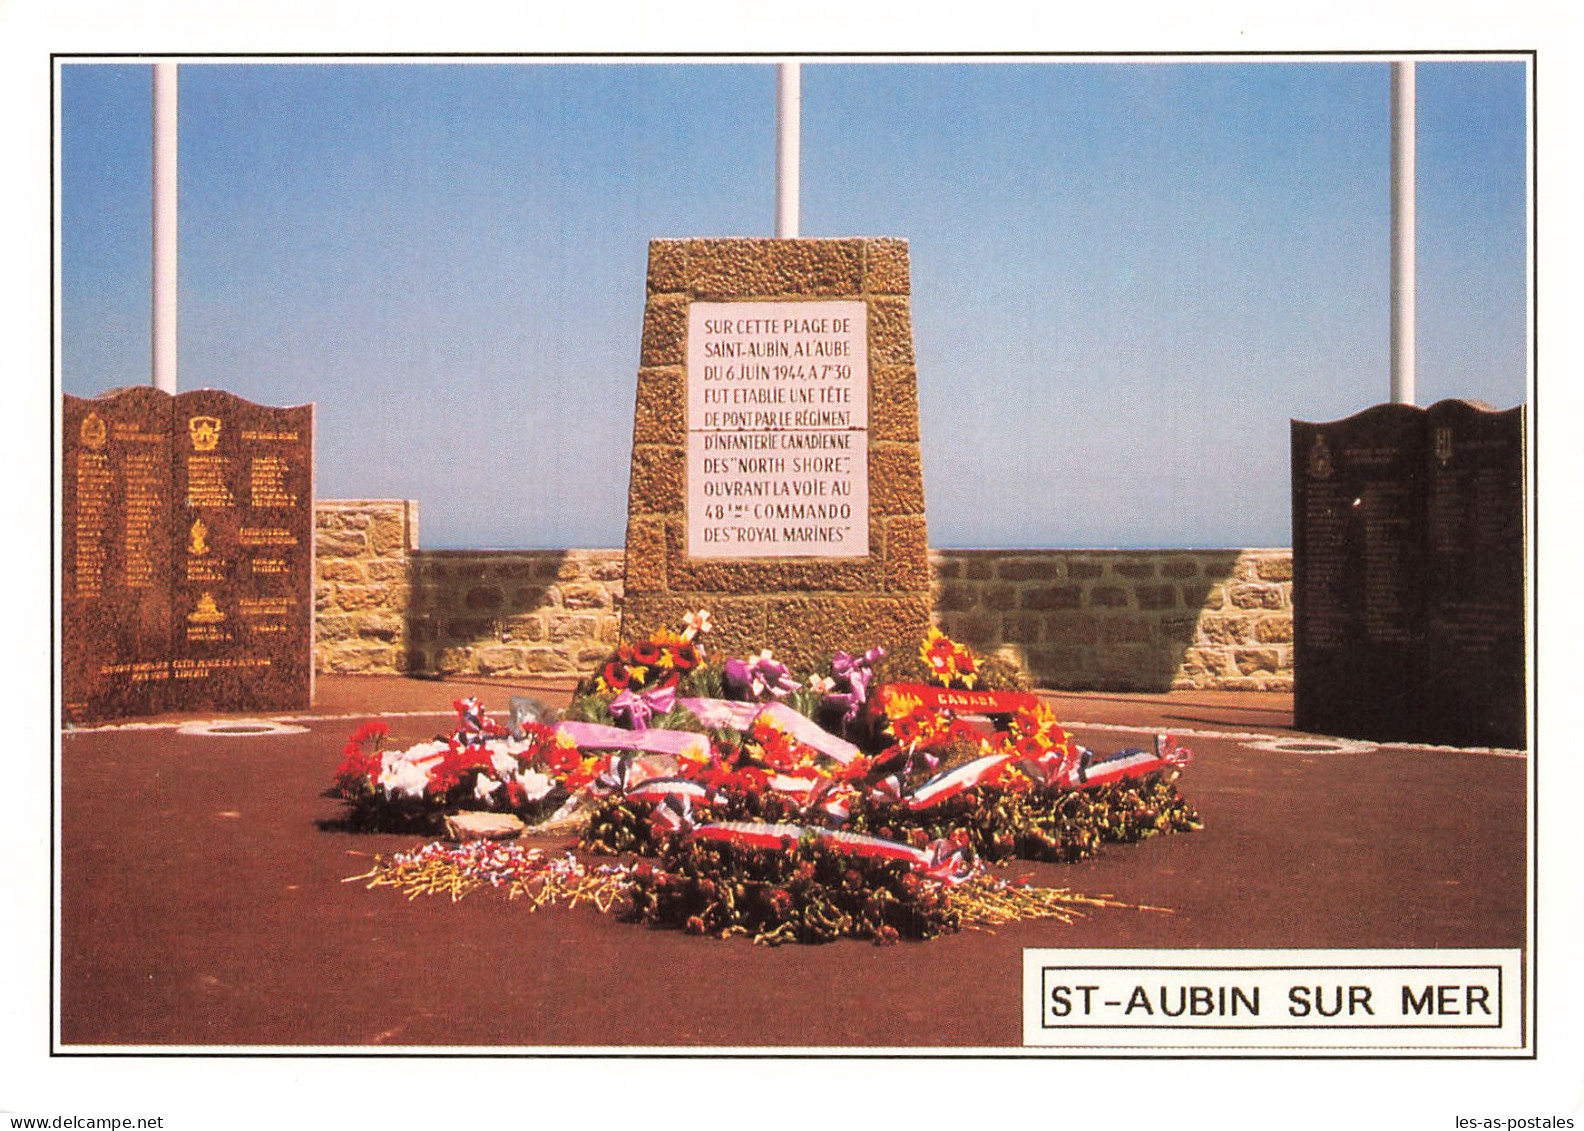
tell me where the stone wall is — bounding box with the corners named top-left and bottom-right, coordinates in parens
top-left (405, 550), bottom-right (623, 677)
top-left (313, 501), bottom-right (1292, 691)
top-left (315, 500), bottom-right (418, 674)
top-left (933, 549), bottom-right (1293, 692)
top-left (314, 500), bottom-right (623, 678)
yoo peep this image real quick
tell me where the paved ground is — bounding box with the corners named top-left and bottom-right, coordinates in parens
top-left (57, 675), bottom-right (1528, 1049)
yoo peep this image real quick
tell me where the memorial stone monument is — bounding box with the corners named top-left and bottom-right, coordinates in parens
top-left (620, 238), bottom-right (932, 670)
top-left (1291, 400), bottom-right (1526, 748)
top-left (62, 387), bottom-right (315, 724)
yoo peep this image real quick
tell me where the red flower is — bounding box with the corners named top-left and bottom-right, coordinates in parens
top-left (836, 755), bottom-right (872, 782)
top-left (923, 634), bottom-right (957, 678)
top-left (602, 661), bottom-right (633, 691)
top-left (766, 888), bottom-right (794, 918)
top-left (348, 720), bottom-right (389, 746)
top-left (671, 641), bottom-right (700, 670)
top-left (889, 711), bottom-right (928, 746)
top-left (633, 640), bottom-right (663, 666)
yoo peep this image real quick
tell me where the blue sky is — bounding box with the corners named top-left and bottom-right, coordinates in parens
top-left (57, 58), bottom-right (1530, 550)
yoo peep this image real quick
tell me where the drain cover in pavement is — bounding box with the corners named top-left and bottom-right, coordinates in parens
top-left (176, 719), bottom-right (309, 737)
top-left (1243, 737), bottom-right (1377, 755)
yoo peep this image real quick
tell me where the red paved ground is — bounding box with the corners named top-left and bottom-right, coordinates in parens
top-left (57, 676), bottom-right (1528, 1048)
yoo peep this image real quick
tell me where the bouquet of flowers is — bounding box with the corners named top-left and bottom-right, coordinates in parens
top-left (331, 615), bottom-right (1203, 916)
top-left (331, 698), bottom-right (574, 832)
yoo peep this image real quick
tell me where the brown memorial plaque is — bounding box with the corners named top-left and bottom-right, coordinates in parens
top-left (61, 388), bottom-right (314, 724)
top-left (170, 389), bottom-right (315, 715)
top-left (62, 389), bottom-right (176, 723)
top-left (1292, 400), bottom-right (1526, 747)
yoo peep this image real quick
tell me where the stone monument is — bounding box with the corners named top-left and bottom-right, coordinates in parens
top-left (1291, 400), bottom-right (1526, 748)
top-left (619, 238), bottom-right (932, 670)
top-left (62, 387), bottom-right (315, 724)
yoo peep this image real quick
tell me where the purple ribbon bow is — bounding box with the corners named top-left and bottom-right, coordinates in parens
top-left (827, 647), bottom-right (886, 725)
top-left (609, 683), bottom-right (677, 730)
top-left (723, 654), bottom-right (800, 701)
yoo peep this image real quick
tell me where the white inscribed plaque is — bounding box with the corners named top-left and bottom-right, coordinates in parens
top-left (686, 301), bottom-right (869, 558)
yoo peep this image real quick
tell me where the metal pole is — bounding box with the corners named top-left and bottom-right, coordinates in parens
top-left (152, 62), bottom-right (178, 393)
top-left (776, 62), bottom-right (800, 239)
top-left (1390, 60), bottom-right (1415, 406)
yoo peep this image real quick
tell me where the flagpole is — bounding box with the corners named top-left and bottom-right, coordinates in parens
top-left (776, 62), bottom-right (800, 239)
top-left (1390, 60), bottom-right (1415, 406)
top-left (152, 62), bottom-right (178, 393)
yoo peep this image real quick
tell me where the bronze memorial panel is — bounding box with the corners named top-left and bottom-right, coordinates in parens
top-left (62, 387), bottom-right (315, 724)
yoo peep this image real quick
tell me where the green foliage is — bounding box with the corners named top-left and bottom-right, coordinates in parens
top-left (846, 770), bottom-right (1202, 866)
top-left (678, 664), bottom-right (725, 699)
top-left (625, 832), bottom-right (958, 945)
top-left (782, 687), bottom-right (824, 720)
top-left (563, 693), bottom-right (617, 726)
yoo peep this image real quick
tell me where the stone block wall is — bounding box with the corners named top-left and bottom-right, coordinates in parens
top-left (314, 500), bottom-right (623, 678)
top-left (932, 549), bottom-right (1294, 691)
top-left (405, 550), bottom-right (623, 677)
top-left (315, 500), bottom-right (418, 674)
top-left (313, 501), bottom-right (1292, 691)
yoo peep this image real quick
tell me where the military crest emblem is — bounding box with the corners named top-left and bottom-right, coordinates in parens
top-left (79, 411), bottom-right (107, 451)
top-left (188, 416), bottom-right (222, 452)
top-left (1307, 435), bottom-right (1334, 480)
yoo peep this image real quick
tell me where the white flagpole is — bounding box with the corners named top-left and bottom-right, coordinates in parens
top-left (776, 62), bottom-right (800, 239)
top-left (1390, 60), bottom-right (1415, 406)
top-left (152, 62), bottom-right (179, 393)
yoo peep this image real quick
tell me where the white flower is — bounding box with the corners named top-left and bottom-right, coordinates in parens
top-left (514, 768), bottom-right (555, 802)
top-left (807, 674), bottom-right (836, 695)
top-left (683, 609), bottom-right (713, 638)
top-left (490, 749), bottom-right (520, 779)
top-left (378, 754), bottom-right (431, 800)
top-left (473, 774), bottom-right (503, 804)
top-left (401, 740), bottom-right (449, 762)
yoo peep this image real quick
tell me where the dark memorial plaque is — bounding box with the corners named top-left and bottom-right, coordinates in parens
top-left (1421, 401), bottom-right (1527, 748)
top-left (62, 388), bottom-right (314, 724)
top-left (1292, 400), bottom-right (1526, 748)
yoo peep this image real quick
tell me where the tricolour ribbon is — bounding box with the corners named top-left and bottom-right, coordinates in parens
top-left (1064, 734), bottom-right (1192, 789)
top-left (905, 752), bottom-right (1015, 810)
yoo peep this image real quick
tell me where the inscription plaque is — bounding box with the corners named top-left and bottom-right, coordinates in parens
top-left (62, 388), bottom-right (315, 725)
top-left (1292, 400), bottom-right (1526, 748)
top-left (62, 389), bottom-right (175, 722)
top-left (620, 237), bottom-right (932, 671)
top-left (687, 301), bottom-right (869, 558)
